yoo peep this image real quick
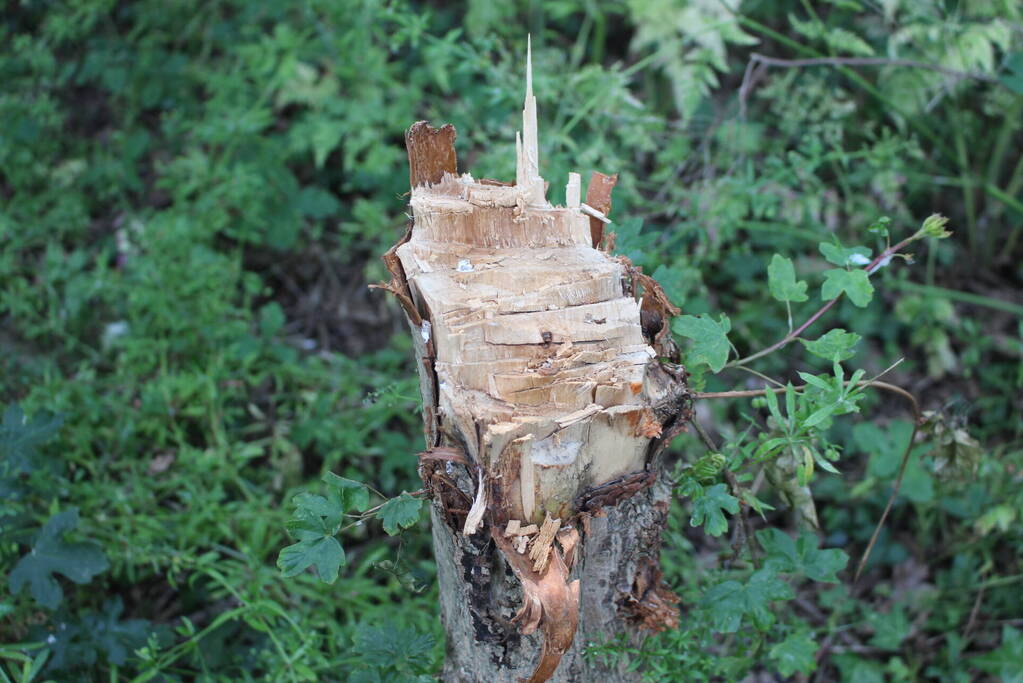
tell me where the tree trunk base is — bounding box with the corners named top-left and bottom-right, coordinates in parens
top-left (434, 476), bottom-right (676, 682)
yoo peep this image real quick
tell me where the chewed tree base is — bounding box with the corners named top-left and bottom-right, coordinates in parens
top-left (379, 40), bottom-right (690, 681)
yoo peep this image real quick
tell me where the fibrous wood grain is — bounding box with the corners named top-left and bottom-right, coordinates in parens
top-left (384, 39), bottom-right (690, 682)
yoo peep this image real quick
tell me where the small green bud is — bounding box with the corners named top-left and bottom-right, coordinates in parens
top-left (693, 452), bottom-right (727, 483)
top-left (916, 214), bottom-right (951, 240)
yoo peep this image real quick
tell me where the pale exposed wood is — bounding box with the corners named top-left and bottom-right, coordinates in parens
top-left (528, 513), bottom-right (562, 573)
top-left (392, 39), bottom-right (688, 683)
top-left (463, 468), bottom-right (487, 535)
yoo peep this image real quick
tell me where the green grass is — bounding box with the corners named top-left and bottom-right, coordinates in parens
top-left (1, 0), bottom-right (1021, 680)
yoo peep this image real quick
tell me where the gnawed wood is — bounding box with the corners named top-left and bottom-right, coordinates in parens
top-left (528, 513), bottom-right (561, 573)
top-left (387, 39), bottom-right (688, 682)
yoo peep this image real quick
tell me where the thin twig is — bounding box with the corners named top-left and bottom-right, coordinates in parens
top-left (748, 53), bottom-right (998, 83)
top-left (695, 379), bottom-right (918, 411)
top-left (962, 585), bottom-right (986, 647)
top-left (728, 235), bottom-right (916, 368)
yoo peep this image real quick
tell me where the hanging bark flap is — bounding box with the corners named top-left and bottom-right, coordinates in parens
top-left (585, 171), bottom-right (618, 248)
top-left (493, 529), bottom-right (580, 683)
top-left (371, 222), bottom-right (422, 326)
top-left (406, 121), bottom-right (457, 189)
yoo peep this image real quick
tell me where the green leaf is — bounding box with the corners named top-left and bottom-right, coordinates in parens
top-left (650, 264), bottom-right (697, 308)
top-left (702, 568), bottom-right (794, 633)
top-left (834, 655), bottom-right (886, 683)
top-left (867, 606), bottom-right (911, 650)
top-left (290, 492), bottom-right (344, 532)
top-left (672, 314), bottom-right (732, 373)
top-left (259, 302), bottom-right (286, 337)
top-left (379, 493), bottom-right (422, 536)
top-left (8, 508), bottom-right (109, 609)
top-left (354, 623), bottom-right (436, 668)
top-left (297, 186), bottom-right (340, 219)
top-left (819, 241), bottom-right (872, 267)
top-left (277, 535), bottom-right (345, 583)
top-left (323, 472), bottom-right (370, 512)
top-left (0, 404), bottom-right (64, 475)
top-left (689, 483), bottom-right (739, 537)
top-left (757, 528), bottom-right (849, 582)
top-left (973, 626), bottom-right (1023, 683)
top-left (821, 269), bottom-right (874, 307)
top-left (854, 421), bottom-right (933, 503)
top-left (767, 254), bottom-right (808, 303)
top-left (770, 631), bottom-right (818, 677)
top-left (611, 217), bottom-right (658, 269)
top-left (867, 216), bottom-right (891, 240)
top-left (1000, 52), bottom-right (1023, 95)
top-left (800, 329), bottom-right (861, 362)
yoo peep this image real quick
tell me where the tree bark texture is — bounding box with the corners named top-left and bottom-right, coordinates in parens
top-left (378, 47), bottom-right (690, 681)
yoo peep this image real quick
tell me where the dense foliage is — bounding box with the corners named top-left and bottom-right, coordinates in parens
top-left (2, 1), bottom-right (1021, 680)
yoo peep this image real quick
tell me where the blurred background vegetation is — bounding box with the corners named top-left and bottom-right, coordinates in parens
top-left (1, 0), bottom-right (1021, 680)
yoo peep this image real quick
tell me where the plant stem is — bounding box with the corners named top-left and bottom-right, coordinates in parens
top-left (695, 380), bottom-right (918, 415)
top-left (745, 53), bottom-right (998, 84)
top-left (695, 378), bottom-right (922, 583)
top-left (727, 236), bottom-right (916, 368)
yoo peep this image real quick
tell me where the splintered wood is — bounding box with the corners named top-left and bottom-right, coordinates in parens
top-left (528, 514), bottom-right (561, 573)
top-left (391, 38), bottom-right (686, 683)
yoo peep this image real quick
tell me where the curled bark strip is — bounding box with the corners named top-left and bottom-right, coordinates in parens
top-left (406, 121), bottom-right (457, 189)
top-left (371, 222), bottom-right (422, 326)
top-left (493, 529), bottom-right (580, 683)
top-left (585, 171), bottom-right (618, 249)
top-left (418, 446), bottom-right (471, 467)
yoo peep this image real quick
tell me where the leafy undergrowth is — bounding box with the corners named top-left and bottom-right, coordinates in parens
top-left (2, 0), bottom-right (1021, 680)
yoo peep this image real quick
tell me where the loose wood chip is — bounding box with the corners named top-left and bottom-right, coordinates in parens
top-left (579, 202), bottom-right (611, 224)
top-left (462, 469), bottom-right (487, 536)
top-left (516, 524), bottom-right (539, 536)
top-left (504, 519), bottom-right (522, 537)
top-left (529, 514), bottom-right (562, 573)
top-left (515, 535), bottom-right (529, 554)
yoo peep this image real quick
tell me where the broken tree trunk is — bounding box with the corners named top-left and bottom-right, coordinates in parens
top-left (378, 42), bottom-right (691, 682)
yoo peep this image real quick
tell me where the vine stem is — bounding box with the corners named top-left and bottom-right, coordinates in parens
top-left (727, 235), bottom-right (917, 368)
top-left (696, 379), bottom-right (917, 409)
top-left (339, 488), bottom-right (427, 534)
top-left (695, 381), bottom-right (922, 582)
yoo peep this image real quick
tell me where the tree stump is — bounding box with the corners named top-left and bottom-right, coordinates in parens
top-left (378, 40), bottom-right (691, 682)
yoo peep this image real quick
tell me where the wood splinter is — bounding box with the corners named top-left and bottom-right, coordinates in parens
top-left (388, 35), bottom-right (687, 683)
